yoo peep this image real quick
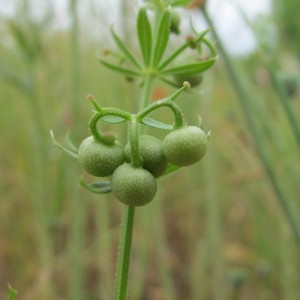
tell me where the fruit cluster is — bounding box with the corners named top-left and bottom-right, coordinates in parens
top-left (51, 6), bottom-right (218, 207)
top-left (76, 85), bottom-right (209, 207)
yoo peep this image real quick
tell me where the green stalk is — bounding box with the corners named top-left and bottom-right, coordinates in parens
top-left (113, 205), bottom-right (135, 300)
top-left (70, 0), bottom-right (81, 126)
top-left (113, 55), bottom-right (156, 300)
top-left (201, 8), bottom-right (300, 243)
top-left (191, 242), bottom-right (209, 300)
top-left (68, 188), bottom-right (85, 300)
top-left (68, 0), bottom-right (86, 299)
top-left (235, 4), bottom-right (300, 149)
top-left (267, 65), bottom-right (300, 148)
top-left (97, 199), bottom-right (114, 299)
top-left (154, 198), bottom-right (177, 300)
top-left (28, 87), bottom-right (55, 299)
top-left (22, 45), bottom-right (54, 296)
top-left (203, 140), bottom-right (225, 299)
top-left (7, 4), bottom-right (54, 295)
top-left (281, 225), bottom-right (297, 300)
top-left (139, 73), bottom-right (155, 112)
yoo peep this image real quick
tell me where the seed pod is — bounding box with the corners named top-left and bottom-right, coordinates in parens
top-left (162, 126), bottom-right (208, 166)
top-left (124, 135), bottom-right (168, 178)
top-left (78, 136), bottom-right (125, 177)
top-left (111, 163), bottom-right (157, 206)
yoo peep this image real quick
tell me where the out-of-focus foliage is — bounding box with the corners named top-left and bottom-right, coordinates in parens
top-left (274, 0), bottom-right (300, 57)
top-left (0, 0), bottom-right (300, 299)
top-left (143, 0), bottom-right (194, 10)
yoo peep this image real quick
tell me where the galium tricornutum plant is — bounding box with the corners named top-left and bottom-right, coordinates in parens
top-left (51, 1), bottom-right (217, 299)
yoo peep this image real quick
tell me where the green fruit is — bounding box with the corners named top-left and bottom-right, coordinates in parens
top-left (78, 136), bottom-right (125, 177)
top-left (173, 73), bottom-right (203, 88)
top-left (124, 135), bottom-right (168, 178)
top-left (111, 163), bottom-right (157, 206)
top-left (162, 126), bottom-right (208, 166)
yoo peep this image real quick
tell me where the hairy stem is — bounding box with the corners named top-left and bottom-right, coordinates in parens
top-left (113, 205), bottom-right (135, 300)
top-left (128, 115), bottom-right (143, 167)
top-left (113, 49), bottom-right (156, 300)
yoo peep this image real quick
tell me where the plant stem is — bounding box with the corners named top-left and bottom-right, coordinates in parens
top-left (114, 205), bottom-right (135, 300)
top-left (267, 64), bottom-right (300, 148)
top-left (140, 73), bottom-right (154, 111)
top-left (70, 0), bottom-right (81, 130)
top-left (201, 8), bottom-right (300, 244)
top-left (28, 86), bottom-right (55, 299)
top-left (68, 0), bottom-right (86, 299)
top-left (128, 116), bottom-right (143, 167)
top-left (114, 57), bottom-right (156, 300)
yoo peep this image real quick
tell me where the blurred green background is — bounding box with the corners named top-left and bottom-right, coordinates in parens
top-left (0, 0), bottom-right (300, 299)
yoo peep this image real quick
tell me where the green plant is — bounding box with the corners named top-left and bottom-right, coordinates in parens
top-left (78, 135), bottom-right (125, 177)
top-left (170, 10), bottom-right (181, 34)
top-left (111, 163), bottom-right (157, 206)
top-left (52, 1), bottom-right (217, 299)
top-left (124, 135), bottom-right (168, 177)
top-left (173, 72), bottom-right (204, 87)
top-left (162, 125), bottom-right (208, 166)
top-left (7, 284), bottom-right (17, 300)
top-left (201, 5), bottom-right (300, 244)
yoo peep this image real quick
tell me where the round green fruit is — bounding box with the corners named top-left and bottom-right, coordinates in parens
top-left (78, 136), bottom-right (125, 177)
top-left (162, 126), bottom-right (208, 166)
top-left (173, 73), bottom-right (203, 88)
top-left (111, 163), bottom-right (157, 206)
top-left (124, 135), bottom-right (168, 178)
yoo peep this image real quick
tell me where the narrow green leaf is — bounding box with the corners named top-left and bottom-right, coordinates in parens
top-left (65, 131), bottom-right (78, 152)
top-left (80, 178), bottom-right (112, 194)
top-left (110, 27), bottom-right (142, 70)
top-left (171, 0), bottom-right (194, 7)
top-left (50, 130), bottom-right (78, 159)
top-left (141, 117), bottom-right (173, 130)
top-left (99, 60), bottom-right (140, 77)
top-left (0, 61), bottom-right (30, 91)
top-left (7, 21), bottom-right (32, 60)
top-left (159, 28), bottom-right (211, 70)
top-left (100, 115), bottom-right (127, 124)
top-left (7, 284), bottom-right (17, 300)
top-left (160, 58), bottom-right (216, 76)
top-left (152, 9), bottom-right (171, 67)
top-left (137, 7), bottom-right (152, 66)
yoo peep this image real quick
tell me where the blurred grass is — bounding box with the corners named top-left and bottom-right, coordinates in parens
top-left (1, 0), bottom-right (300, 299)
